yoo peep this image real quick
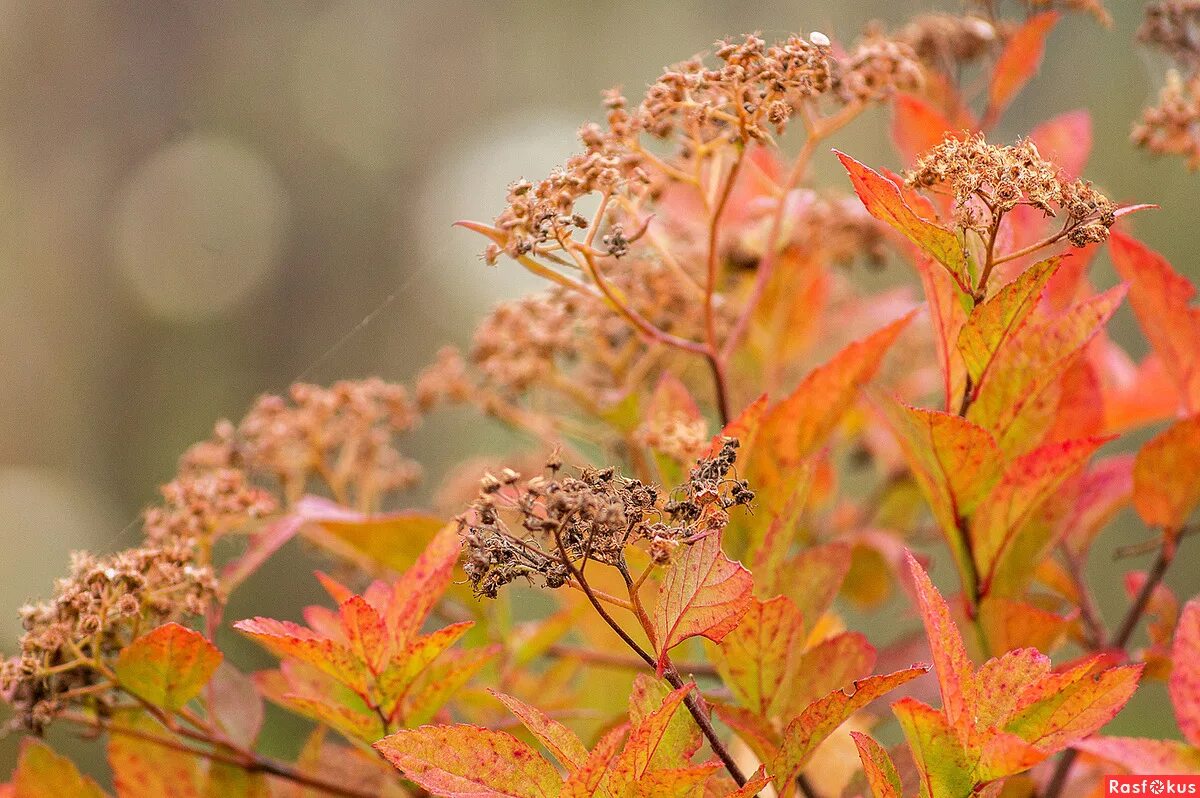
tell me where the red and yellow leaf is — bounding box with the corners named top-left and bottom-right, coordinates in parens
top-left (891, 93), bottom-right (956, 165)
top-left (113, 623), bottom-right (222, 711)
top-left (1077, 737), bottom-right (1200, 775)
top-left (1171, 600), bottom-right (1200, 747)
top-left (851, 732), bottom-right (903, 798)
top-left (374, 725), bottom-right (562, 798)
top-left (905, 552), bottom-right (974, 731)
top-left (652, 532), bottom-right (752, 673)
top-left (490, 689), bottom-right (589, 773)
top-left (714, 595), bottom-right (806, 720)
top-left (837, 152), bottom-right (970, 291)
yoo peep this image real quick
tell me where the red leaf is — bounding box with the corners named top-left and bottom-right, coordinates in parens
top-left (1077, 737), bottom-right (1200, 775)
top-left (652, 532), bottom-right (752, 673)
top-left (1133, 414), bottom-right (1200, 529)
top-left (113, 623), bottom-right (222, 711)
top-left (916, 257), bottom-right (970, 411)
top-left (560, 724), bottom-right (627, 798)
top-left (905, 552), bottom-right (974, 732)
top-left (607, 682), bottom-right (695, 789)
top-left (987, 13), bottom-right (1059, 121)
top-left (374, 725), bottom-right (562, 798)
top-left (891, 93), bottom-right (957, 165)
top-left (1109, 230), bottom-right (1200, 412)
top-left (837, 152), bottom-right (970, 291)
top-left (1029, 110), bottom-right (1092, 179)
top-left (1171, 600), bottom-right (1200, 747)
top-left (971, 436), bottom-right (1111, 595)
top-left (490, 689), bottom-right (589, 773)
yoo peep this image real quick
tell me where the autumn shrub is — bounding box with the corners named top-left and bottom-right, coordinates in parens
top-left (5, 2), bottom-right (1200, 797)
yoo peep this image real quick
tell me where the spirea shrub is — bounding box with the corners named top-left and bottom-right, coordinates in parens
top-left (4, 2), bottom-right (1200, 797)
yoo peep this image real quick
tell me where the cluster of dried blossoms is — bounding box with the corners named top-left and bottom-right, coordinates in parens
top-left (906, 133), bottom-right (1117, 245)
top-left (1, 541), bottom-right (217, 731)
top-left (184, 378), bottom-right (422, 509)
top-left (459, 439), bottom-right (751, 597)
top-left (1135, 2), bottom-right (1200, 169)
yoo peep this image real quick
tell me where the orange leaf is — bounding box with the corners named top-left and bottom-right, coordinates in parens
top-left (758, 310), bottom-right (917, 465)
top-left (891, 93), bottom-right (956, 165)
top-left (107, 711), bottom-right (201, 798)
top-left (560, 724), bottom-right (627, 798)
top-left (607, 682), bottom-right (696, 790)
top-left (958, 256), bottom-right (1062, 388)
top-left (386, 522), bottom-right (463, 644)
top-left (113, 623), bottom-right (222, 711)
top-left (876, 399), bottom-right (1002, 594)
top-left (837, 151), bottom-right (970, 291)
top-left (490, 689), bottom-right (589, 773)
top-left (11, 739), bottom-right (108, 798)
top-left (627, 674), bottom-right (702, 771)
top-left (967, 285), bottom-right (1125, 454)
top-left (1109, 230), bottom-right (1200, 412)
top-left (892, 697), bottom-right (977, 798)
top-left (714, 596), bottom-right (807, 719)
top-left (987, 13), bottom-right (1059, 121)
top-left (652, 531), bottom-right (752, 673)
top-left (905, 552), bottom-right (974, 732)
top-left (234, 617), bottom-right (367, 697)
top-left (1132, 414), bottom-right (1200, 529)
top-left (1171, 600), bottom-right (1200, 747)
top-left (374, 725), bottom-right (562, 798)
top-left (851, 732), bottom-right (903, 798)
top-left (916, 256), bottom-right (970, 411)
top-left (772, 667), bottom-right (929, 785)
top-left (971, 436), bottom-right (1110, 595)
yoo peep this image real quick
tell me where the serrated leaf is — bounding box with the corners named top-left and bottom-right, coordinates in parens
top-left (905, 552), bottom-right (974, 731)
top-left (892, 698), bottom-right (976, 798)
top-left (490, 689), bottom-right (589, 773)
top-left (987, 13), bottom-right (1058, 121)
top-left (1003, 660), bottom-right (1143, 753)
top-left (561, 724), bottom-right (627, 798)
top-left (1109, 230), bottom-right (1200, 412)
top-left (772, 667), bottom-right (929, 786)
top-left (1172, 600), bottom-right (1200, 747)
top-left (714, 596), bottom-right (806, 720)
top-left (374, 725), bottom-right (562, 798)
top-left (758, 311), bottom-right (917, 468)
top-left (628, 674), bottom-right (702, 771)
top-left (1133, 414), bottom-right (1200, 530)
top-left (12, 739), bottom-right (109, 798)
top-left (403, 644), bottom-right (499, 727)
top-left (851, 732), bottom-right (903, 798)
top-left (653, 532), bottom-right (752, 673)
top-left (114, 623), bottom-right (222, 711)
top-left (235, 617), bottom-right (367, 696)
top-left (971, 436), bottom-right (1110, 595)
top-left (386, 522), bottom-right (462, 644)
top-left (916, 257), bottom-right (970, 411)
top-left (838, 152), bottom-right (970, 291)
top-left (607, 682), bottom-right (695, 793)
top-left (967, 285), bottom-right (1125, 454)
top-left (958, 257), bottom-right (1062, 387)
top-left (876, 399), bottom-right (1001, 597)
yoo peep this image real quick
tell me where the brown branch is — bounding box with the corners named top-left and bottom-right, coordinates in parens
top-left (58, 712), bottom-right (378, 798)
top-left (1043, 536), bottom-right (1179, 798)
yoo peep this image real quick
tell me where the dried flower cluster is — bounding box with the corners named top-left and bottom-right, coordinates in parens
top-left (484, 32), bottom-right (920, 264)
top-left (459, 439), bottom-right (751, 597)
top-left (1, 541), bottom-right (217, 731)
top-left (142, 468), bottom-right (276, 549)
top-left (906, 133), bottom-right (1117, 244)
top-left (897, 14), bottom-right (1000, 73)
top-left (185, 378), bottom-right (421, 508)
top-left (1135, 2), bottom-right (1200, 169)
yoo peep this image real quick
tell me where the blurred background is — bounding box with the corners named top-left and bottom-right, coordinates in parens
top-left (1, 0), bottom-right (1196, 774)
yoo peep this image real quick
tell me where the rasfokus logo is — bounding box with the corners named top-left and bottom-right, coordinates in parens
top-left (1106, 776), bottom-right (1200, 795)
